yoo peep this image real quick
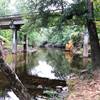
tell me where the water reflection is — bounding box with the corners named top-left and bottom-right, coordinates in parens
top-left (64, 51), bottom-right (73, 64)
top-left (0, 89), bottom-right (19, 100)
top-left (83, 57), bottom-right (89, 67)
top-left (6, 91), bottom-right (19, 100)
top-left (29, 61), bottom-right (56, 79)
top-left (6, 49), bottom-right (90, 77)
top-left (0, 48), bottom-right (91, 99)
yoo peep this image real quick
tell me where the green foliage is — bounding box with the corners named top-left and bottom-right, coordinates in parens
top-left (94, 0), bottom-right (100, 35)
top-left (0, 0), bottom-right (98, 47)
top-left (96, 21), bottom-right (100, 35)
top-left (0, 30), bottom-right (11, 41)
top-left (28, 31), bottom-right (47, 46)
top-left (0, 30), bottom-right (11, 46)
top-left (20, 24), bottom-right (83, 46)
top-left (47, 25), bottom-right (83, 46)
top-left (15, 0), bottom-right (87, 46)
top-left (0, 0), bottom-right (10, 16)
top-left (94, 0), bottom-right (100, 21)
top-left (16, 0), bottom-right (87, 29)
top-left (71, 32), bottom-right (81, 46)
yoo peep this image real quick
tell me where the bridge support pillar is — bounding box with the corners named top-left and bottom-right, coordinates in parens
top-left (12, 28), bottom-right (17, 54)
top-left (10, 21), bottom-right (18, 54)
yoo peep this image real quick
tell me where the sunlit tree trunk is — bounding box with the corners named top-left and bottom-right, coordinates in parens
top-left (83, 31), bottom-right (89, 57)
top-left (87, 0), bottom-right (100, 67)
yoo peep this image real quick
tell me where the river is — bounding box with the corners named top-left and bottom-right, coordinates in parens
top-left (0, 48), bottom-right (91, 100)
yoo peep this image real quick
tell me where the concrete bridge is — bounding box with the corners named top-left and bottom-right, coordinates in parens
top-left (0, 14), bottom-right (24, 29)
top-left (0, 14), bottom-right (27, 54)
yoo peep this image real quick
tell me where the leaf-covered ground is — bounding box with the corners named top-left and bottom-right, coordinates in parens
top-left (66, 69), bottom-right (100, 100)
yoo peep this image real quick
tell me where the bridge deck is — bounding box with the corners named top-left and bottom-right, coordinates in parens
top-left (0, 14), bottom-right (24, 29)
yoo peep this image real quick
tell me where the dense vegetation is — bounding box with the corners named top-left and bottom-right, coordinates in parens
top-left (0, 0), bottom-right (100, 66)
top-left (0, 0), bottom-right (99, 46)
top-left (17, 0), bottom-right (86, 46)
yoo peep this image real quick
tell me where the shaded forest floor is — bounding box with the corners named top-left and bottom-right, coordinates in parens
top-left (66, 69), bottom-right (100, 100)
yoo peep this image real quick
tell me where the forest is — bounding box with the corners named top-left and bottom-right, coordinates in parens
top-left (0, 0), bottom-right (100, 100)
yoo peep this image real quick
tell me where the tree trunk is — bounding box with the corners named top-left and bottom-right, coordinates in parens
top-left (83, 31), bottom-right (89, 57)
top-left (87, 0), bottom-right (100, 67)
top-left (0, 51), bottom-right (31, 100)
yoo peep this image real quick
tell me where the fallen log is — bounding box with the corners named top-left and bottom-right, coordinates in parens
top-left (0, 51), bottom-right (31, 100)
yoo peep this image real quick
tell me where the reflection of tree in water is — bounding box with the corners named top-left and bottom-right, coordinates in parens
top-left (15, 48), bottom-right (90, 79)
top-left (71, 54), bottom-right (83, 69)
top-left (28, 48), bottom-right (49, 68)
top-left (65, 52), bottom-right (73, 64)
top-left (25, 48), bottom-right (71, 79)
top-left (69, 54), bottom-right (91, 73)
top-left (30, 49), bottom-right (86, 79)
top-left (45, 49), bottom-right (71, 79)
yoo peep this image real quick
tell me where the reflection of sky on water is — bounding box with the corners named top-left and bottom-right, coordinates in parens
top-left (6, 91), bottom-right (19, 100)
top-left (0, 91), bottom-right (19, 100)
top-left (28, 60), bottom-right (57, 79)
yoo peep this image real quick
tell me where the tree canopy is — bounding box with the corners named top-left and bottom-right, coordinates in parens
top-left (0, 0), bottom-right (10, 16)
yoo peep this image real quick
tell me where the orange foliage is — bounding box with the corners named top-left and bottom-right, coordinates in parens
top-left (65, 41), bottom-right (73, 51)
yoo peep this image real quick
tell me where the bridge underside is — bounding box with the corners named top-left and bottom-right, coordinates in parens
top-left (0, 15), bottom-right (24, 29)
top-left (0, 20), bottom-right (24, 29)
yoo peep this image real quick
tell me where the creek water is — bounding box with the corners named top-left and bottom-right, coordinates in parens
top-left (0, 48), bottom-right (90, 100)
